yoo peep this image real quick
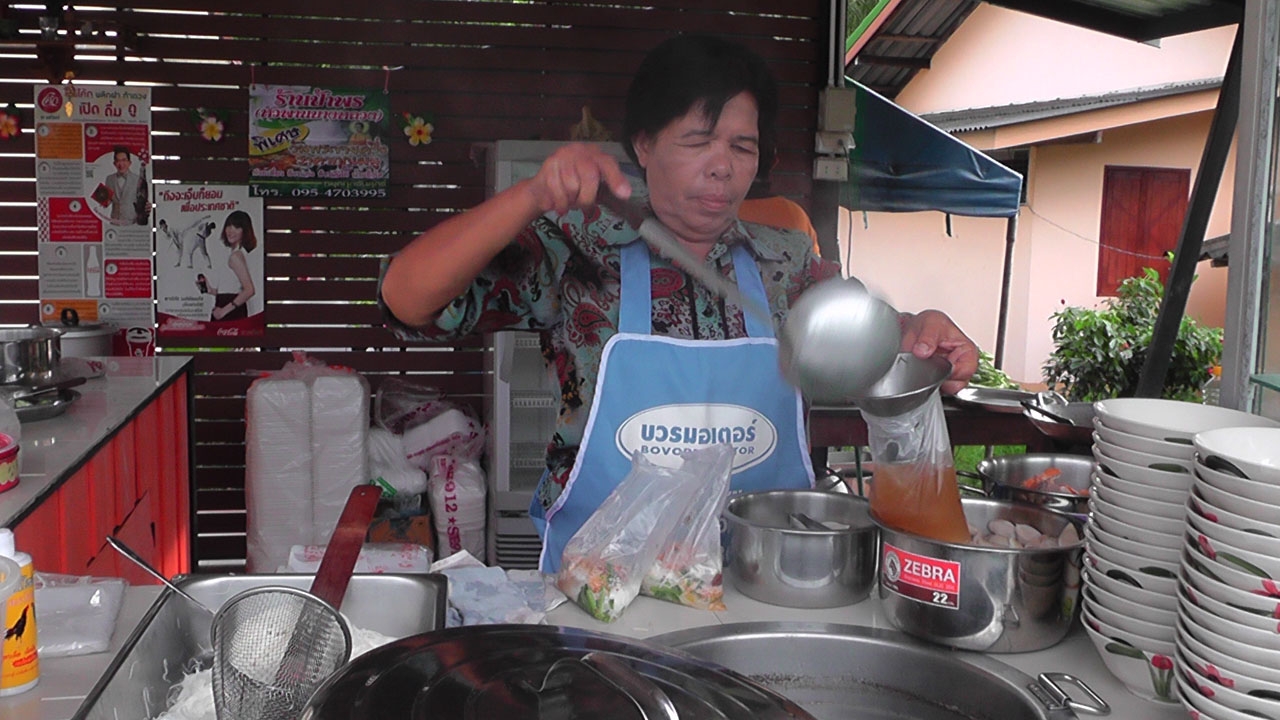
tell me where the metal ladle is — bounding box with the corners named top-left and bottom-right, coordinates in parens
top-left (599, 191), bottom-right (903, 402)
top-left (107, 535), bottom-right (216, 616)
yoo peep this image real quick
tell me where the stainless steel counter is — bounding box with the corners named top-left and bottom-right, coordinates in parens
top-left (22, 581), bottom-right (1188, 720)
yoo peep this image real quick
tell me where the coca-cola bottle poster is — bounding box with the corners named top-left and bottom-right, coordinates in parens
top-left (32, 84), bottom-right (154, 355)
top-left (155, 185), bottom-right (265, 340)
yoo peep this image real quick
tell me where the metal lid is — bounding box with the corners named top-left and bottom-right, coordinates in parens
top-left (299, 624), bottom-right (816, 720)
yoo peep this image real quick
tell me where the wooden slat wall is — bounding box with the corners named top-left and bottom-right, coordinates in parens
top-left (0, 1), bottom-right (830, 570)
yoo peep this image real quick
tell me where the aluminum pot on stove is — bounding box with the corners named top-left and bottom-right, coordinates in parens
top-left (299, 624), bottom-right (817, 720)
top-left (961, 454), bottom-right (1093, 519)
top-left (875, 497), bottom-right (1085, 653)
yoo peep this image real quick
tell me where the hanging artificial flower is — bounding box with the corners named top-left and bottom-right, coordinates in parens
top-left (399, 112), bottom-right (434, 147)
top-left (194, 107), bottom-right (225, 143)
top-left (0, 104), bottom-right (21, 140)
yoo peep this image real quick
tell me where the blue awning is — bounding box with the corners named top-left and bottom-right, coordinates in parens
top-left (845, 80), bottom-right (1023, 219)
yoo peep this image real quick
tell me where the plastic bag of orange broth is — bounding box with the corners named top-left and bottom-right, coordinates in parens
top-left (640, 443), bottom-right (733, 610)
top-left (556, 449), bottom-right (714, 622)
top-left (862, 390), bottom-right (970, 544)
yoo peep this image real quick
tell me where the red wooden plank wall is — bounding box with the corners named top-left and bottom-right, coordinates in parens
top-left (0, 2), bottom-right (831, 570)
top-left (14, 375), bottom-right (190, 585)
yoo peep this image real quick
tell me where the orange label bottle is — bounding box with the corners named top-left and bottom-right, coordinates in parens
top-left (0, 528), bottom-right (38, 696)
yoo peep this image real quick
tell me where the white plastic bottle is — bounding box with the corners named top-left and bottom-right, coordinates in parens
top-left (0, 528), bottom-right (38, 696)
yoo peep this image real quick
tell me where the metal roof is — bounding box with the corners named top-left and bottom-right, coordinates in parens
top-left (921, 76), bottom-right (1224, 132)
top-left (845, 0), bottom-right (1243, 100)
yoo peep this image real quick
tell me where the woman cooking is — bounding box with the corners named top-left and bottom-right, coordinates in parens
top-left (380, 34), bottom-right (978, 572)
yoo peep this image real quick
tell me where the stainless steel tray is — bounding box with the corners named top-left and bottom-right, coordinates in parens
top-left (72, 572), bottom-right (448, 720)
top-left (15, 388), bottom-right (78, 422)
top-left (653, 622), bottom-right (1109, 720)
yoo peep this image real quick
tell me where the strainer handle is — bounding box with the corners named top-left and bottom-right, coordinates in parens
top-left (578, 652), bottom-right (678, 720)
top-left (1037, 672), bottom-right (1110, 716)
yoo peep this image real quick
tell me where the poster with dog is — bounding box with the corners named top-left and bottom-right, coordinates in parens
top-left (155, 184), bottom-right (265, 339)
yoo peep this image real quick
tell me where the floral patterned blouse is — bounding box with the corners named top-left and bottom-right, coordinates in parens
top-left (379, 184), bottom-right (840, 511)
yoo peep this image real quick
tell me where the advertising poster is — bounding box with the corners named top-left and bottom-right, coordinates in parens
top-left (248, 84), bottom-right (390, 200)
top-left (155, 185), bottom-right (265, 339)
top-left (33, 84), bottom-right (154, 355)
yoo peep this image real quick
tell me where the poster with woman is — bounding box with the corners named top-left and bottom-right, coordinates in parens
top-left (155, 185), bottom-right (265, 339)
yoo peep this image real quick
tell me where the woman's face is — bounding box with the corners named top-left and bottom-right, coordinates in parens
top-left (633, 91), bottom-right (760, 246)
top-left (224, 224), bottom-right (243, 247)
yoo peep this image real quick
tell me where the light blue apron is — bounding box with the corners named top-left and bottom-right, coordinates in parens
top-left (531, 240), bottom-right (813, 573)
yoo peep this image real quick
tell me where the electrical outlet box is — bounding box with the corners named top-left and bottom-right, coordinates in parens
top-left (813, 157), bottom-right (849, 182)
top-left (819, 86), bottom-right (858, 132)
top-left (815, 131), bottom-right (855, 155)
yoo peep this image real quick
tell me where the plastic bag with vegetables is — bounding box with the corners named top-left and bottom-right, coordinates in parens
top-left (640, 443), bottom-right (733, 610)
top-left (555, 449), bottom-right (710, 622)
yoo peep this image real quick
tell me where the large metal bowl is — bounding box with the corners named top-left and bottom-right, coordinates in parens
top-left (722, 489), bottom-right (879, 608)
top-left (875, 498), bottom-right (1085, 653)
top-left (971, 454), bottom-right (1094, 519)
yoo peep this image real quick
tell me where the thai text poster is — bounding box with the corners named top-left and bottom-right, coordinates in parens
top-left (33, 84), bottom-right (153, 354)
top-left (248, 84), bottom-right (390, 200)
top-left (155, 185), bottom-right (265, 340)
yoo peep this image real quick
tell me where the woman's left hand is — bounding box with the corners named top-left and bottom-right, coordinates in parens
top-left (212, 305), bottom-right (229, 320)
top-left (899, 310), bottom-right (978, 395)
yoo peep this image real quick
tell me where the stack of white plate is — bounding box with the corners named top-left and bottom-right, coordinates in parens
top-left (1179, 426), bottom-right (1280, 720)
top-left (1079, 398), bottom-right (1277, 704)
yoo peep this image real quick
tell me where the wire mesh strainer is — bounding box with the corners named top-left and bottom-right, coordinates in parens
top-left (211, 585), bottom-right (352, 720)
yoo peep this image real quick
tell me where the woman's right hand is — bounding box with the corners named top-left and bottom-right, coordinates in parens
top-left (523, 143), bottom-right (633, 216)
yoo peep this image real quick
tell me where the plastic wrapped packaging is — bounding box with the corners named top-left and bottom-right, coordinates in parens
top-left (427, 455), bottom-right (486, 559)
top-left (368, 427), bottom-right (427, 508)
top-left (282, 542), bottom-right (433, 574)
top-left (311, 373), bottom-right (371, 544)
top-left (33, 573), bottom-right (126, 658)
top-left (375, 378), bottom-right (485, 466)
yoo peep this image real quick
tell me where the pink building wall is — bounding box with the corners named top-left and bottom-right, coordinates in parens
top-left (838, 5), bottom-right (1235, 385)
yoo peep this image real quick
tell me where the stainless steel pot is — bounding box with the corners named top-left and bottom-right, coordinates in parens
top-left (722, 489), bottom-right (878, 608)
top-left (875, 497), bottom-right (1085, 653)
top-left (300, 624), bottom-right (816, 720)
top-left (655, 622), bottom-right (1110, 719)
top-left (965, 454), bottom-right (1094, 518)
top-left (0, 327), bottom-right (61, 386)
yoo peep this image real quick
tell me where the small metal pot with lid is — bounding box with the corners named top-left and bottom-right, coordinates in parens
top-left (44, 308), bottom-right (115, 358)
top-left (300, 624), bottom-right (817, 720)
top-left (0, 326), bottom-right (61, 386)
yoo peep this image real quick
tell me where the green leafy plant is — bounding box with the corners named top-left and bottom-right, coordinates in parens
top-left (1042, 266), bottom-right (1222, 402)
top-left (969, 350), bottom-right (1021, 389)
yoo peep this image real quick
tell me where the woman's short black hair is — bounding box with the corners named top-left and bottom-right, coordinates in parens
top-left (222, 209), bottom-right (258, 253)
top-left (623, 34), bottom-right (779, 181)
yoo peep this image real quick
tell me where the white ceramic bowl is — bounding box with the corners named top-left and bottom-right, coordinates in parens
top-left (1085, 591), bottom-right (1175, 641)
top-left (1092, 469), bottom-right (1188, 505)
top-left (1084, 581), bottom-right (1178, 628)
top-left (1094, 432), bottom-right (1196, 472)
top-left (1081, 607), bottom-right (1178, 703)
top-left (1182, 551), bottom-right (1280, 618)
top-left (1085, 546), bottom-right (1178, 595)
top-left (1178, 618), bottom-right (1280, 686)
top-left (1091, 481), bottom-right (1186, 521)
top-left (1181, 579), bottom-right (1280, 635)
top-left (1092, 446), bottom-right (1195, 491)
top-left (1094, 398), bottom-right (1280, 442)
top-left (1176, 671), bottom-right (1261, 720)
top-left (1187, 529), bottom-right (1280, 589)
top-left (1194, 457), bottom-right (1280, 506)
top-left (1179, 645), bottom-right (1280, 703)
top-left (1195, 427), bottom-right (1280, 486)
top-left (1086, 521), bottom-right (1180, 565)
top-left (1189, 485), bottom-right (1280, 539)
top-left (1093, 417), bottom-right (1198, 460)
top-left (1179, 591), bottom-right (1280, 650)
top-left (1195, 476), bottom-right (1280, 526)
top-left (1180, 610), bottom-right (1280, 679)
top-left (1088, 503), bottom-right (1183, 552)
top-left (1186, 504), bottom-right (1280, 568)
top-left (1085, 566), bottom-right (1178, 612)
top-left (1089, 494), bottom-right (1185, 536)
top-left (1176, 654), bottom-right (1280, 718)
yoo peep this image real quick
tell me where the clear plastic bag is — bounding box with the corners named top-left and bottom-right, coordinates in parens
top-left (555, 450), bottom-right (710, 622)
top-left (640, 443), bottom-right (733, 610)
top-left (33, 573), bottom-right (127, 657)
top-left (862, 390), bottom-right (971, 544)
